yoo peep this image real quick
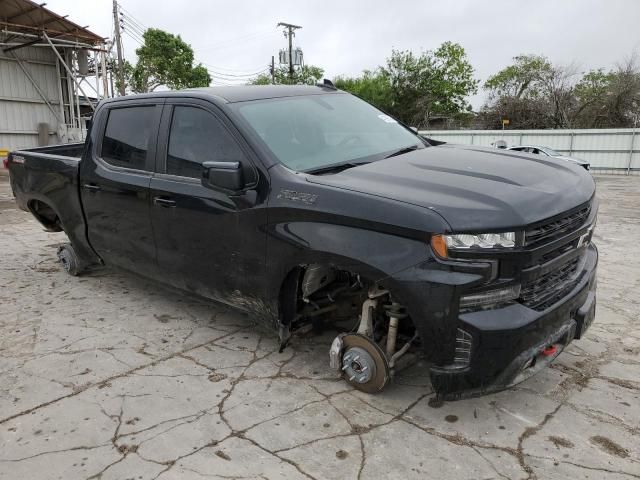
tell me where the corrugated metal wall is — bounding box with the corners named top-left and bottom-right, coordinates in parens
top-left (0, 45), bottom-right (61, 151)
top-left (420, 129), bottom-right (639, 175)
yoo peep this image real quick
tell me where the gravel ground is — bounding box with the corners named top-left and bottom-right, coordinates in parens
top-left (0, 173), bottom-right (639, 480)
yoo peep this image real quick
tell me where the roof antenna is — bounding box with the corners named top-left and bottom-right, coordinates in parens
top-left (317, 78), bottom-right (337, 90)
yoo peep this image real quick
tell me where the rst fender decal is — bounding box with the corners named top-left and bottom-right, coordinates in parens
top-left (277, 189), bottom-right (318, 205)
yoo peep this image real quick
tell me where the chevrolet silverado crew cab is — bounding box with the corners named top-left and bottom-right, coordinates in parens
top-left (7, 84), bottom-right (598, 399)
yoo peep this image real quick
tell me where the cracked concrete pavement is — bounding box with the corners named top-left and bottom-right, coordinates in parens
top-left (1, 173), bottom-right (639, 480)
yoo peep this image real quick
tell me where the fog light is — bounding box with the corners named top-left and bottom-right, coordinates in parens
top-left (460, 284), bottom-right (521, 309)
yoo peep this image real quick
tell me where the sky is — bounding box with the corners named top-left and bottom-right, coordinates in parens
top-left (45, 0), bottom-right (640, 108)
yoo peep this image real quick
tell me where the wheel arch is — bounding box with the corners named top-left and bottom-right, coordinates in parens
top-left (27, 198), bottom-right (63, 232)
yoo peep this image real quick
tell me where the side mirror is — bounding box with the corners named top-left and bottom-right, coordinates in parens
top-left (202, 161), bottom-right (244, 192)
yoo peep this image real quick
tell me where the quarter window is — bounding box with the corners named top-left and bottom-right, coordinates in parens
top-left (167, 106), bottom-right (245, 179)
top-left (101, 106), bottom-right (155, 170)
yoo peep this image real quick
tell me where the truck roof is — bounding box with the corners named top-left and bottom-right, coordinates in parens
top-left (102, 85), bottom-right (342, 105)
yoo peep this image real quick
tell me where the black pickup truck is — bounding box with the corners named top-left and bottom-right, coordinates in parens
top-left (7, 85), bottom-right (598, 398)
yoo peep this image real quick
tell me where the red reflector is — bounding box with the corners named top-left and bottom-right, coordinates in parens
top-left (542, 345), bottom-right (557, 357)
top-left (2, 158), bottom-right (8, 169)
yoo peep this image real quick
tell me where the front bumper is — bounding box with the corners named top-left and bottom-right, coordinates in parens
top-left (389, 242), bottom-right (598, 399)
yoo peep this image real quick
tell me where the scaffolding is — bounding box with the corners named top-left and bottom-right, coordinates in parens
top-left (0, 0), bottom-right (110, 145)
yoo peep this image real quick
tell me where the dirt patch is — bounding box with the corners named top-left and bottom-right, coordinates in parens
top-left (154, 314), bottom-right (175, 323)
top-left (208, 372), bottom-right (227, 382)
top-left (548, 436), bottom-right (574, 449)
top-left (351, 424), bottom-right (368, 434)
top-left (603, 377), bottom-right (639, 391)
top-left (117, 444), bottom-right (138, 455)
top-left (215, 450), bottom-right (231, 461)
top-left (335, 450), bottom-right (348, 460)
top-left (590, 435), bottom-right (629, 458)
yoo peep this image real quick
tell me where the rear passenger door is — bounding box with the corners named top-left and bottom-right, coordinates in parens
top-left (149, 100), bottom-right (267, 307)
top-left (80, 100), bottom-right (163, 277)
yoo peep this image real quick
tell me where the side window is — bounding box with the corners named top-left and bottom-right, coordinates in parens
top-left (101, 106), bottom-right (155, 170)
top-left (167, 106), bottom-right (245, 179)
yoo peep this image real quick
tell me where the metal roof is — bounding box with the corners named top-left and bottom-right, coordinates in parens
top-left (0, 0), bottom-right (104, 45)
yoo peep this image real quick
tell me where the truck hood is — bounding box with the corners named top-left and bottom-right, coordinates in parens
top-left (305, 144), bottom-right (595, 231)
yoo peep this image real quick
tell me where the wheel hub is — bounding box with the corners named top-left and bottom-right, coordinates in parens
top-left (342, 346), bottom-right (376, 384)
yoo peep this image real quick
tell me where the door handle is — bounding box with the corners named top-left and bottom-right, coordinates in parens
top-left (82, 183), bottom-right (101, 192)
top-left (153, 197), bottom-right (177, 208)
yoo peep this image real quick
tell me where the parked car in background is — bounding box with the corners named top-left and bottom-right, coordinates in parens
top-left (507, 145), bottom-right (590, 170)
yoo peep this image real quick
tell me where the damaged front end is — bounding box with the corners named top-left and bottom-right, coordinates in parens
top-left (278, 265), bottom-right (421, 393)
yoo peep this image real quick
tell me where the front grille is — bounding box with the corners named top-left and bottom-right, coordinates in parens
top-left (520, 257), bottom-right (580, 311)
top-left (525, 204), bottom-right (591, 246)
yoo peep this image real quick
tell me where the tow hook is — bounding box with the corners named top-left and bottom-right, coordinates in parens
top-left (541, 345), bottom-right (558, 357)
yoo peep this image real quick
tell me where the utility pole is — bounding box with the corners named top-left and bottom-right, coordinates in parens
top-left (277, 22), bottom-right (301, 81)
top-left (112, 0), bottom-right (125, 96)
top-left (270, 55), bottom-right (275, 85)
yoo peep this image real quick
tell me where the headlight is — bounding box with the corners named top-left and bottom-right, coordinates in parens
top-left (431, 232), bottom-right (516, 258)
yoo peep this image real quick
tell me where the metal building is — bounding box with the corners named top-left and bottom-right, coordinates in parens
top-left (419, 128), bottom-right (640, 175)
top-left (0, 0), bottom-right (107, 153)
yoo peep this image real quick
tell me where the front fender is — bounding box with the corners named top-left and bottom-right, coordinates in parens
top-left (264, 221), bottom-right (432, 301)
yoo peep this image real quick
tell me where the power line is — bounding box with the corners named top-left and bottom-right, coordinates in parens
top-left (122, 29), bottom-right (143, 46)
top-left (199, 62), bottom-right (271, 73)
top-left (120, 17), bottom-right (145, 37)
top-left (201, 67), bottom-right (269, 78)
top-left (115, 3), bottom-right (270, 86)
top-left (118, 4), bottom-right (148, 30)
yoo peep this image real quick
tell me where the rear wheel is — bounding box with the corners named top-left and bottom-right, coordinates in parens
top-left (341, 333), bottom-right (390, 393)
top-left (57, 243), bottom-right (82, 276)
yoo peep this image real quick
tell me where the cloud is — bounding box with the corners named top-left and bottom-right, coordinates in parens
top-left (44, 0), bottom-right (640, 107)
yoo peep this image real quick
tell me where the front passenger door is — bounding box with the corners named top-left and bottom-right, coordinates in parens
top-left (149, 102), bottom-right (267, 308)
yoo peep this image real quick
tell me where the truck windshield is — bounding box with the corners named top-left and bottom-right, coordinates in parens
top-left (232, 93), bottom-right (425, 172)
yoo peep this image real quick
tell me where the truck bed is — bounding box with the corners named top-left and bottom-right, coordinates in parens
top-left (16, 142), bottom-right (86, 159)
top-left (8, 142), bottom-right (97, 265)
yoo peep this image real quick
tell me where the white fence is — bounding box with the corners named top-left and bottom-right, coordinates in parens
top-left (418, 128), bottom-right (639, 175)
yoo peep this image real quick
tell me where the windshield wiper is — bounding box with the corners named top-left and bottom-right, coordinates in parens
top-left (304, 161), bottom-right (370, 175)
top-left (384, 145), bottom-right (420, 159)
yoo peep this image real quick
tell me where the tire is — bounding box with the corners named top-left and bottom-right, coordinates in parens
top-left (57, 243), bottom-right (82, 276)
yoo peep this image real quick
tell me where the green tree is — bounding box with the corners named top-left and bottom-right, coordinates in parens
top-left (482, 54), bottom-right (578, 128)
top-left (382, 42), bottom-right (478, 127)
top-left (249, 65), bottom-right (324, 85)
top-left (573, 57), bottom-right (640, 128)
top-left (127, 28), bottom-right (211, 93)
top-left (333, 43), bottom-right (477, 128)
top-left (333, 69), bottom-right (393, 112)
top-left (484, 54), bottom-right (552, 99)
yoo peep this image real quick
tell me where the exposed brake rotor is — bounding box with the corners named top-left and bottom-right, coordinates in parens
top-left (341, 333), bottom-right (389, 393)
